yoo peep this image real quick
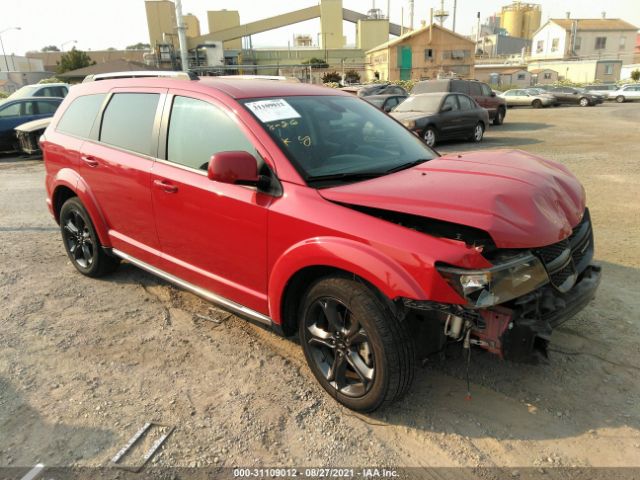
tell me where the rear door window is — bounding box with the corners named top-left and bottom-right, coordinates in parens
top-left (469, 82), bottom-right (483, 96)
top-left (35, 101), bottom-right (59, 115)
top-left (167, 95), bottom-right (258, 171)
top-left (57, 94), bottom-right (107, 138)
top-left (100, 93), bottom-right (160, 156)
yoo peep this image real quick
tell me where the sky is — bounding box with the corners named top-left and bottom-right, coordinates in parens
top-left (3, 0), bottom-right (640, 56)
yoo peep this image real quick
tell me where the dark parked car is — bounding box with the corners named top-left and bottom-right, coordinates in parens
top-left (390, 92), bottom-right (489, 147)
top-left (42, 72), bottom-right (600, 411)
top-left (341, 83), bottom-right (408, 97)
top-left (363, 94), bottom-right (407, 112)
top-left (546, 86), bottom-right (603, 106)
top-left (412, 79), bottom-right (507, 125)
top-left (0, 97), bottom-right (62, 151)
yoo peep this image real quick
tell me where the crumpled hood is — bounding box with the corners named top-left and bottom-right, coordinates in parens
top-left (319, 149), bottom-right (586, 249)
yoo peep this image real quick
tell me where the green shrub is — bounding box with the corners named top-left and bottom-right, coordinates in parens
top-left (321, 71), bottom-right (341, 83)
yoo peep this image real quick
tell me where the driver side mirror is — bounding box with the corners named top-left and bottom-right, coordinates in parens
top-left (208, 151), bottom-right (259, 185)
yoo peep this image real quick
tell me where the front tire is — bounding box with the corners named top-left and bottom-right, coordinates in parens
top-left (471, 122), bottom-right (485, 143)
top-left (532, 99), bottom-right (543, 108)
top-left (579, 97), bottom-right (590, 107)
top-left (616, 95), bottom-right (625, 103)
top-left (59, 197), bottom-right (120, 277)
top-left (298, 277), bottom-right (415, 412)
top-left (423, 126), bottom-right (436, 147)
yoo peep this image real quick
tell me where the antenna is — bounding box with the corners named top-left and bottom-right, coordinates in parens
top-left (434, 0), bottom-right (449, 27)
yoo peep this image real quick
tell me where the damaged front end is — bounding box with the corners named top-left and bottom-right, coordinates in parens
top-left (404, 209), bottom-right (601, 362)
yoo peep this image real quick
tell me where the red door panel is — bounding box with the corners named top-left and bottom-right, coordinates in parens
top-left (80, 141), bottom-right (161, 264)
top-left (151, 162), bottom-right (270, 313)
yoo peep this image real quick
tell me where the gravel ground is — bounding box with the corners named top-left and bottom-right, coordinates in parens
top-left (0, 102), bottom-right (639, 478)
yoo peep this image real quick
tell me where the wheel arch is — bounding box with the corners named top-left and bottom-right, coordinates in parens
top-left (269, 237), bottom-right (426, 335)
top-left (50, 171), bottom-right (111, 246)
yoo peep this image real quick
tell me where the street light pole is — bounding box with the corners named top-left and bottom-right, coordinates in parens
top-left (0, 27), bottom-right (21, 72)
top-left (60, 40), bottom-right (77, 51)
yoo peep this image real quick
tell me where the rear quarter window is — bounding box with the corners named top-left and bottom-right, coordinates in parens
top-left (100, 93), bottom-right (160, 155)
top-left (57, 94), bottom-right (106, 139)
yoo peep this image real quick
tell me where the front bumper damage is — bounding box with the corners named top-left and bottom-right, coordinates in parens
top-left (405, 209), bottom-right (601, 362)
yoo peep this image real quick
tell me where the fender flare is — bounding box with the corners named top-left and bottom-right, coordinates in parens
top-left (51, 168), bottom-right (111, 247)
top-left (267, 236), bottom-right (428, 324)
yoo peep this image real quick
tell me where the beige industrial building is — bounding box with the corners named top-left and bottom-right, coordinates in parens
top-left (500, 2), bottom-right (542, 40)
top-left (366, 24), bottom-right (476, 81)
top-left (143, 0), bottom-right (407, 71)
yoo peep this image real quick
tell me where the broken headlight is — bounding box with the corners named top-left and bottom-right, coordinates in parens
top-left (437, 254), bottom-right (549, 308)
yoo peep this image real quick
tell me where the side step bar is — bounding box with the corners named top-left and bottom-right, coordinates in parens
top-left (112, 249), bottom-right (273, 327)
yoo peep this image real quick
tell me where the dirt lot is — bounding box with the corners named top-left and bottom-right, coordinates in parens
top-left (1, 102), bottom-right (639, 478)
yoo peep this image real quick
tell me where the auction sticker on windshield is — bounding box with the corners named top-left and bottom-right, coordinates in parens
top-left (245, 99), bottom-right (301, 123)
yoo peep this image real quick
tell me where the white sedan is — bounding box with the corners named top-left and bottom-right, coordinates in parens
top-left (609, 84), bottom-right (640, 103)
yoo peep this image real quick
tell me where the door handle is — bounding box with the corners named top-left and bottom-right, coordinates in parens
top-left (153, 179), bottom-right (178, 193)
top-left (81, 155), bottom-right (99, 167)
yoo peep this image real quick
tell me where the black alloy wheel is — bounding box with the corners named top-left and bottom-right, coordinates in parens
top-left (63, 208), bottom-right (94, 269)
top-left (303, 296), bottom-right (375, 398)
top-left (59, 197), bottom-right (120, 277)
top-left (299, 277), bottom-right (415, 411)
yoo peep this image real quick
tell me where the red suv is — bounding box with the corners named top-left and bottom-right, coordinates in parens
top-left (43, 73), bottom-right (600, 411)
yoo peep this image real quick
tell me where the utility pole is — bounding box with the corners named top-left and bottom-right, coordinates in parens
top-left (174, 0), bottom-right (189, 71)
top-left (452, 0), bottom-right (457, 32)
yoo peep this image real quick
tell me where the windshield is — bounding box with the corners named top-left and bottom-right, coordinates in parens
top-left (393, 95), bottom-right (442, 113)
top-left (7, 86), bottom-right (38, 100)
top-left (241, 95), bottom-right (436, 186)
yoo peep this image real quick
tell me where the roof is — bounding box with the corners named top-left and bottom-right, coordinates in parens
top-left (529, 68), bottom-right (557, 74)
top-left (366, 23), bottom-right (474, 54)
top-left (57, 59), bottom-right (153, 79)
top-left (500, 68), bottom-right (529, 74)
top-left (549, 18), bottom-right (638, 32)
top-left (62, 77), bottom-right (349, 100)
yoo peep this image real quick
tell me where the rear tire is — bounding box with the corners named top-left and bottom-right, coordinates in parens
top-left (298, 277), bottom-right (415, 412)
top-left (532, 99), bottom-right (543, 108)
top-left (59, 197), bottom-right (120, 278)
top-left (579, 97), bottom-right (590, 107)
top-left (492, 108), bottom-right (505, 126)
top-left (616, 95), bottom-right (625, 103)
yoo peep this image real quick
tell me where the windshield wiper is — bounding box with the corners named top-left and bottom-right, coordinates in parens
top-left (307, 171), bottom-right (385, 184)
top-left (385, 158), bottom-right (431, 173)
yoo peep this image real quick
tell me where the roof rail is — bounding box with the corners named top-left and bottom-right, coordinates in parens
top-left (82, 71), bottom-right (199, 83)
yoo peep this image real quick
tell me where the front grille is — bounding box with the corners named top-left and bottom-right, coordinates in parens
top-left (534, 209), bottom-right (594, 293)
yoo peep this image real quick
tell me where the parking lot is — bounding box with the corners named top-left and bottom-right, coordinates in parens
top-left (1, 102), bottom-right (639, 475)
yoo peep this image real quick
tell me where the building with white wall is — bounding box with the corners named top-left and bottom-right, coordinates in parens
top-left (530, 17), bottom-right (637, 63)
